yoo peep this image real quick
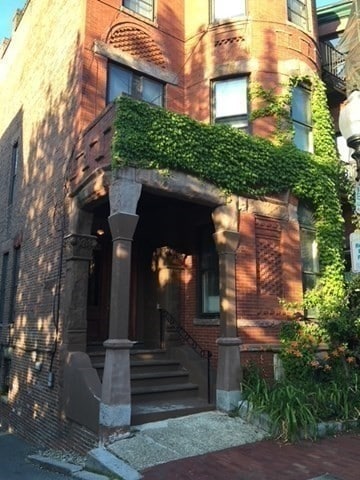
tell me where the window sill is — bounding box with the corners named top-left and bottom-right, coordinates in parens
top-left (193, 317), bottom-right (220, 326)
top-left (120, 6), bottom-right (158, 27)
top-left (209, 16), bottom-right (248, 29)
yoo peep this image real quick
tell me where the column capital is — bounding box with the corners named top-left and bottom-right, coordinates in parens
top-left (213, 230), bottom-right (240, 254)
top-left (109, 170), bottom-right (142, 215)
top-left (63, 233), bottom-right (98, 261)
top-left (108, 212), bottom-right (139, 242)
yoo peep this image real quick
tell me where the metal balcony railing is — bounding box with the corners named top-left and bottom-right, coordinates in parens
top-left (320, 41), bottom-right (346, 94)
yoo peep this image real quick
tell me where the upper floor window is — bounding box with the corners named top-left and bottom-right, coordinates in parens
top-left (123, 0), bottom-right (154, 20)
top-left (8, 142), bottom-right (19, 205)
top-left (212, 0), bottom-right (246, 22)
top-left (213, 77), bottom-right (248, 131)
top-left (287, 0), bottom-right (308, 30)
top-left (291, 86), bottom-right (312, 152)
top-left (107, 63), bottom-right (164, 106)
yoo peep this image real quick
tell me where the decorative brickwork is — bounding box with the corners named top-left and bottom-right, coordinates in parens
top-left (255, 217), bottom-right (283, 297)
top-left (256, 237), bottom-right (283, 296)
top-left (107, 23), bottom-right (166, 68)
top-left (214, 36), bottom-right (245, 48)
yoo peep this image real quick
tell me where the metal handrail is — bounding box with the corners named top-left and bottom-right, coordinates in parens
top-left (158, 307), bottom-right (212, 403)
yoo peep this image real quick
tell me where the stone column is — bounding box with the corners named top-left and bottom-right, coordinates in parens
top-left (212, 199), bottom-right (242, 412)
top-left (63, 233), bottom-right (98, 352)
top-left (99, 169), bottom-right (141, 444)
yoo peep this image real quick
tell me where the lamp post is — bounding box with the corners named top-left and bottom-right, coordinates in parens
top-left (339, 90), bottom-right (360, 180)
top-left (339, 90), bottom-right (360, 273)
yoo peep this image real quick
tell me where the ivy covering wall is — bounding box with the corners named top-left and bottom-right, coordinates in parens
top-left (112, 75), bottom-right (349, 322)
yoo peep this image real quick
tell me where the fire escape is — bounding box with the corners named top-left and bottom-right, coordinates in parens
top-left (320, 41), bottom-right (346, 96)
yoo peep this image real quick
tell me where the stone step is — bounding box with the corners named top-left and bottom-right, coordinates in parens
top-left (132, 382), bottom-right (199, 402)
top-left (131, 399), bottom-right (215, 425)
top-left (131, 369), bottom-right (189, 387)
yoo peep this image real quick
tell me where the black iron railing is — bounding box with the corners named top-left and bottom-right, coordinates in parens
top-left (320, 41), bottom-right (346, 94)
top-left (158, 307), bottom-right (212, 403)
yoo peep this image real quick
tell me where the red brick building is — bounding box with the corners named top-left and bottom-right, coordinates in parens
top-left (0, 0), bottom-right (346, 450)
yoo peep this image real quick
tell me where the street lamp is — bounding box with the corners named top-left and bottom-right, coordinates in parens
top-left (339, 90), bottom-right (360, 273)
top-left (339, 90), bottom-right (360, 181)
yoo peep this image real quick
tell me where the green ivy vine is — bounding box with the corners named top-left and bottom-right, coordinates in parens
top-left (111, 74), bottom-right (350, 324)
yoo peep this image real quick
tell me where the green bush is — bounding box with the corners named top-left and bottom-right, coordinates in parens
top-left (242, 365), bottom-right (360, 442)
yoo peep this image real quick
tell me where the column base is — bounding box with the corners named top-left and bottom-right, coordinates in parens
top-left (216, 337), bottom-right (242, 412)
top-left (99, 339), bottom-right (134, 445)
top-left (216, 389), bottom-right (242, 412)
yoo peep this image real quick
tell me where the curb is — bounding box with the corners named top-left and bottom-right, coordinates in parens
top-left (28, 454), bottom-right (109, 480)
top-left (86, 447), bottom-right (142, 480)
top-left (28, 454), bottom-right (83, 475)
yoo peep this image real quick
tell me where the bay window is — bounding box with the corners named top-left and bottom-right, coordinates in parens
top-left (212, 0), bottom-right (246, 22)
top-left (291, 86), bottom-right (312, 152)
top-left (213, 77), bottom-right (248, 130)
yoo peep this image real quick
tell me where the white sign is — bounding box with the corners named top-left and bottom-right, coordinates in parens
top-left (356, 183), bottom-right (360, 214)
top-left (350, 230), bottom-right (360, 273)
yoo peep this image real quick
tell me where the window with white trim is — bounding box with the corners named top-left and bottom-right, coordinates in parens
top-left (287, 0), bottom-right (308, 30)
top-left (107, 63), bottom-right (164, 106)
top-left (212, 0), bottom-right (246, 22)
top-left (291, 86), bottom-right (312, 152)
top-left (123, 0), bottom-right (154, 20)
top-left (213, 77), bottom-right (248, 130)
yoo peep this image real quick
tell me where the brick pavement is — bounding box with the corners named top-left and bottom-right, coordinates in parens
top-left (142, 432), bottom-right (360, 480)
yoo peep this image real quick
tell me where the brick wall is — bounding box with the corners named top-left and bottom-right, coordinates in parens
top-left (181, 195), bottom-right (303, 378)
top-left (0, 0), bottom-right (97, 452)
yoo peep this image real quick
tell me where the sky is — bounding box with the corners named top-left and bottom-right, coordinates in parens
top-left (0, 0), bottom-right (344, 40)
top-left (0, 0), bottom-right (26, 39)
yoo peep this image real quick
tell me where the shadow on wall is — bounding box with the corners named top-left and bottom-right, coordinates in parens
top-left (0, 32), bottom-right (99, 451)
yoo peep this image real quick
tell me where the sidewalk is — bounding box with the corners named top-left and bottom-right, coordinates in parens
top-left (141, 431), bottom-right (360, 480)
top-left (0, 431), bottom-right (74, 480)
top-left (1, 412), bottom-right (360, 480)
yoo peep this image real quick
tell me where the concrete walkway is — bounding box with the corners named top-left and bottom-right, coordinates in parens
top-left (108, 411), bottom-right (268, 471)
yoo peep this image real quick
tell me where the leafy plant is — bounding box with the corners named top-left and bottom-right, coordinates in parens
top-left (242, 365), bottom-right (360, 442)
top-left (112, 74), bottom-right (348, 325)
